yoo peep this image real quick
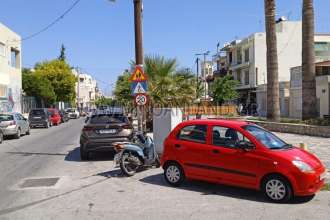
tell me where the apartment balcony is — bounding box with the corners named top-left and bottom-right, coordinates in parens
top-left (213, 69), bottom-right (228, 78)
top-left (229, 61), bottom-right (250, 71)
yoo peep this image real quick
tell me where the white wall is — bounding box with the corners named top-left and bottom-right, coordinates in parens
top-left (316, 75), bottom-right (330, 117)
top-left (153, 108), bottom-right (182, 154)
top-left (0, 22), bottom-right (22, 113)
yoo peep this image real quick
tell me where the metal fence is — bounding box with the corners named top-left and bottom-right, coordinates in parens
top-left (21, 96), bottom-right (39, 114)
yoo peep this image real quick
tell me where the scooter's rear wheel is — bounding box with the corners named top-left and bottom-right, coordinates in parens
top-left (120, 153), bottom-right (140, 176)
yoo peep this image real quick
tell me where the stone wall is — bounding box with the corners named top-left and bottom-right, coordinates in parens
top-left (247, 120), bottom-right (330, 138)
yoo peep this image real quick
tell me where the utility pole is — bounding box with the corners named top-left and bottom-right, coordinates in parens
top-left (196, 51), bottom-right (210, 99)
top-left (195, 57), bottom-right (200, 98)
top-left (133, 0), bottom-right (144, 132)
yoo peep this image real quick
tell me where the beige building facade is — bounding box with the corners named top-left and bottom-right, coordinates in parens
top-left (290, 61), bottom-right (330, 119)
top-left (0, 22), bottom-right (22, 113)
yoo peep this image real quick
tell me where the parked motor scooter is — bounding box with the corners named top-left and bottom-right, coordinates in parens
top-left (113, 132), bottom-right (160, 176)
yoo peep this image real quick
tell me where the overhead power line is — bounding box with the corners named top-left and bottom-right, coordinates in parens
top-left (22, 0), bottom-right (82, 41)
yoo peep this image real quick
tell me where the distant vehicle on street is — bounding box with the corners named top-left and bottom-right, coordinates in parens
top-left (0, 113), bottom-right (30, 139)
top-left (80, 111), bottom-right (133, 160)
top-left (48, 108), bottom-right (61, 126)
top-left (29, 108), bottom-right (52, 128)
top-left (59, 110), bottom-right (69, 123)
top-left (161, 119), bottom-right (326, 203)
top-left (66, 108), bottom-right (80, 119)
top-left (0, 127), bottom-right (3, 144)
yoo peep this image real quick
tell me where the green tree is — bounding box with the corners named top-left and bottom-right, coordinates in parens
top-left (115, 55), bottom-right (198, 108)
top-left (95, 96), bottom-right (116, 107)
top-left (58, 44), bottom-right (66, 61)
top-left (114, 70), bottom-right (132, 107)
top-left (34, 60), bottom-right (77, 103)
top-left (22, 68), bottom-right (56, 106)
top-left (210, 76), bottom-right (239, 105)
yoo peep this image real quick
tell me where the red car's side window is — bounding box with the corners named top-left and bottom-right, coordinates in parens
top-left (212, 126), bottom-right (251, 148)
top-left (177, 125), bottom-right (207, 144)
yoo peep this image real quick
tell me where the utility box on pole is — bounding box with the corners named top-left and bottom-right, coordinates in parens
top-left (153, 108), bottom-right (183, 154)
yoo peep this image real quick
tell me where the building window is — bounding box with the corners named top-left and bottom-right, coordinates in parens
top-left (0, 42), bottom-right (5, 56)
top-left (244, 48), bottom-right (249, 62)
top-left (236, 70), bottom-right (241, 83)
top-left (79, 78), bottom-right (84, 83)
top-left (229, 52), bottom-right (233, 64)
top-left (315, 42), bottom-right (330, 58)
top-left (237, 49), bottom-right (242, 64)
top-left (0, 84), bottom-right (7, 98)
top-left (10, 48), bottom-right (20, 68)
top-left (244, 70), bottom-right (249, 85)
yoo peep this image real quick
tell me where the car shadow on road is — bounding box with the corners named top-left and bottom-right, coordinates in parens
top-left (64, 147), bottom-right (115, 162)
top-left (139, 173), bottom-right (314, 204)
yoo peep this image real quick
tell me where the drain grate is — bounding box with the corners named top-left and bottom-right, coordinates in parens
top-left (20, 177), bottom-right (60, 188)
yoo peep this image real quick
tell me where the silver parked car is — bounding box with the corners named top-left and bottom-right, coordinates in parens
top-left (0, 113), bottom-right (30, 139)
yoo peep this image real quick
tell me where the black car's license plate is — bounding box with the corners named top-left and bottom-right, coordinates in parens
top-left (99, 129), bottom-right (116, 134)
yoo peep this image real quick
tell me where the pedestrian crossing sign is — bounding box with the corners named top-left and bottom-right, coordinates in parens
top-left (131, 81), bottom-right (148, 94)
top-left (130, 66), bottom-right (147, 82)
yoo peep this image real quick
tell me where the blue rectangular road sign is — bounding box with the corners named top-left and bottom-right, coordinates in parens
top-left (131, 81), bottom-right (148, 94)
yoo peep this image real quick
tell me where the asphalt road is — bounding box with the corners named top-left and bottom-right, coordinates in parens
top-left (0, 118), bottom-right (329, 220)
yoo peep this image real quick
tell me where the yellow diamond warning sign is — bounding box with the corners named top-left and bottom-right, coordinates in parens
top-left (130, 66), bottom-right (147, 82)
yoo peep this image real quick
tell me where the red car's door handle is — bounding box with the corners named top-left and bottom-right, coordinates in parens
top-left (174, 144), bottom-right (181, 148)
top-left (212, 149), bottom-right (220, 154)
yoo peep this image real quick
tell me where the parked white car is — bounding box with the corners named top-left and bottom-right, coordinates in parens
top-left (65, 108), bottom-right (80, 119)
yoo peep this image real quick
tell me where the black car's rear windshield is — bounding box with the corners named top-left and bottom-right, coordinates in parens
top-left (30, 109), bottom-right (45, 115)
top-left (0, 114), bottom-right (14, 121)
top-left (90, 114), bottom-right (128, 124)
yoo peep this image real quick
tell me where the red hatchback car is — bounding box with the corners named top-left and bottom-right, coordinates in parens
top-left (48, 108), bottom-right (62, 126)
top-left (161, 120), bottom-right (327, 202)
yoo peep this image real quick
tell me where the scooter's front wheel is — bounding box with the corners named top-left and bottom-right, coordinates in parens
top-left (120, 152), bottom-right (140, 176)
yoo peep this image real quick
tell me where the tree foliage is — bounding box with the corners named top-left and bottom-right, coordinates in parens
top-left (114, 55), bottom-right (199, 108)
top-left (144, 55), bottom-right (197, 107)
top-left (114, 71), bottom-right (132, 107)
top-left (95, 96), bottom-right (116, 107)
top-left (22, 68), bottom-right (56, 106)
top-left (210, 76), bottom-right (239, 105)
top-left (34, 60), bottom-right (77, 103)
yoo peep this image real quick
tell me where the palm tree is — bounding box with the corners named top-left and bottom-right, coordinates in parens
top-left (264, 0), bottom-right (280, 121)
top-left (302, 0), bottom-right (317, 120)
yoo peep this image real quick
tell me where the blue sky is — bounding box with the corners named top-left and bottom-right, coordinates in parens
top-left (1, 0), bottom-right (329, 94)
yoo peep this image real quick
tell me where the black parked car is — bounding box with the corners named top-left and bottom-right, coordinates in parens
top-left (0, 128), bottom-right (4, 144)
top-left (28, 108), bottom-right (52, 128)
top-left (80, 111), bottom-right (133, 160)
top-left (59, 110), bottom-right (69, 123)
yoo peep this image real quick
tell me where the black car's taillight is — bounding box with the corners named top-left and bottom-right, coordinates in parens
top-left (83, 126), bottom-right (94, 132)
top-left (122, 124), bottom-right (133, 129)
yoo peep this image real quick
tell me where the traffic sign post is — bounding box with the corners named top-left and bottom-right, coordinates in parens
top-left (135, 93), bottom-right (148, 106)
top-left (131, 65), bottom-right (148, 132)
top-left (131, 81), bottom-right (148, 94)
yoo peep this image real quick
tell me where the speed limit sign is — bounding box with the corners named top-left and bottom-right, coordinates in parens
top-left (135, 93), bottom-right (148, 106)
